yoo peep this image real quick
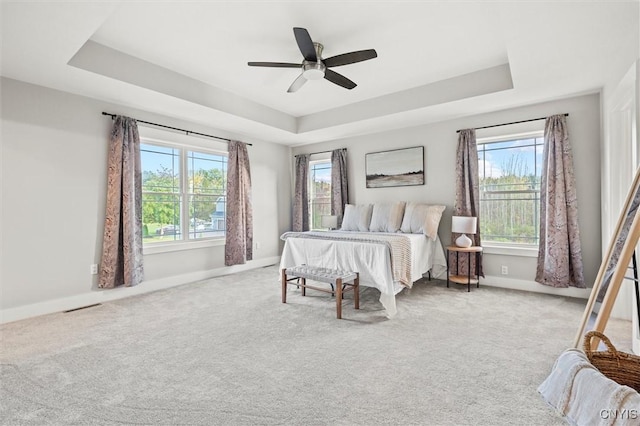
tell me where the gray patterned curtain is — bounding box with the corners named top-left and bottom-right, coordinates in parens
top-left (225, 141), bottom-right (253, 266)
top-left (331, 148), bottom-right (349, 227)
top-left (451, 129), bottom-right (483, 277)
top-left (99, 115), bottom-right (144, 288)
top-left (536, 115), bottom-right (585, 288)
top-left (293, 154), bottom-right (310, 232)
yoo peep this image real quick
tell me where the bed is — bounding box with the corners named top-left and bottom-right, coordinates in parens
top-left (279, 201), bottom-right (448, 317)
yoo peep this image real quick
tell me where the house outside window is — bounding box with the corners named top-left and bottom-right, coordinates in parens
top-left (140, 140), bottom-right (227, 244)
top-left (477, 132), bottom-right (544, 247)
top-left (309, 160), bottom-right (331, 230)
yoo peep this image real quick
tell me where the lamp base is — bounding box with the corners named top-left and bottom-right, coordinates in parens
top-left (455, 234), bottom-right (473, 248)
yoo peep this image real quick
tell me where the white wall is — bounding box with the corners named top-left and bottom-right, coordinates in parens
top-left (292, 93), bottom-right (601, 297)
top-left (0, 77), bottom-right (291, 321)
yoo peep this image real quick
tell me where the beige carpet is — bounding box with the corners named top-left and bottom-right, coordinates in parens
top-left (0, 265), bottom-right (633, 425)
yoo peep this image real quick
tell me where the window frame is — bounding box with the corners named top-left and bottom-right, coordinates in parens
top-left (140, 136), bottom-right (228, 255)
top-left (477, 130), bottom-right (544, 253)
top-left (308, 156), bottom-right (332, 231)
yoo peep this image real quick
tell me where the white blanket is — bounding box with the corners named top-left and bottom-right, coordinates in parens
top-left (538, 348), bottom-right (640, 425)
top-left (279, 231), bottom-right (447, 317)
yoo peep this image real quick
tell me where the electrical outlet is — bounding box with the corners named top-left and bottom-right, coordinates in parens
top-left (90, 264), bottom-right (98, 275)
top-left (501, 265), bottom-right (508, 275)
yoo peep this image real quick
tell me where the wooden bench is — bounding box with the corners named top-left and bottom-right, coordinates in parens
top-left (281, 266), bottom-right (359, 319)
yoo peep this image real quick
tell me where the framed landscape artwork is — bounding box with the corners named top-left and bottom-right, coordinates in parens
top-left (365, 146), bottom-right (425, 188)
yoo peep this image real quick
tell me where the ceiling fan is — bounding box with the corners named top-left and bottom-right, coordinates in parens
top-left (248, 27), bottom-right (377, 93)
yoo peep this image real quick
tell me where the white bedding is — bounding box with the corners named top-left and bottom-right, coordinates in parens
top-left (279, 231), bottom-right (447, 317)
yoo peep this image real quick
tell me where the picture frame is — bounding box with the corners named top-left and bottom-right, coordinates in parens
top-left (365, 146), bottom-right (425, 188)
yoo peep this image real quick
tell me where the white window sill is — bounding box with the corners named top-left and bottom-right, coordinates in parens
top-left (143, 237), bottom-right (225, 255)
top-left (482, 244), bottom-right (538, 258)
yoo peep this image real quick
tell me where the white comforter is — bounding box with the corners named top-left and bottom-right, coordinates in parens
top-left (279, 231), bottom-right (447, 317)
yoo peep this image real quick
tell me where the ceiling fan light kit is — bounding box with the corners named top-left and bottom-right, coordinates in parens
top-left (302, 64), bottom-right (325, 80)
top-left (248, 27), bottom-right (377, 93)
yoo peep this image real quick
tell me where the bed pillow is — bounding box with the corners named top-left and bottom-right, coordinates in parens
top-left (341, 204), bottom-right (373, 232)
top-left (369, 202), bottom-right (406, 232)
top-left (400, 202), bottom-right (446, 239)
top-left (423, 205), bottom-right (446, 240)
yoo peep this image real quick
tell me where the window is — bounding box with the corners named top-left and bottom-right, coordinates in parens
top-left (141, 141), bottom-right (227, 244)
top-left (477, 133), bottom-right (543, 246)
top-left (309, 160), bottom-right (331, 230)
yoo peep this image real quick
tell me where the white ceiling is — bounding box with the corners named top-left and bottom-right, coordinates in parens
top-left (1, 1), bottom-right (638, 146)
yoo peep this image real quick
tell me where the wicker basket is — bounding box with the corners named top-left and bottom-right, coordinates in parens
top-left (583, 331), bottom-right (640, 392)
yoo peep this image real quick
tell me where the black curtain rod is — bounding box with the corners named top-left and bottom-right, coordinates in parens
top-left (101, 112), bottom-right (252, 146)
top-left (455, 113), bottom-right (569, 133)
top-left (295, 149), bottom-right (346, 157)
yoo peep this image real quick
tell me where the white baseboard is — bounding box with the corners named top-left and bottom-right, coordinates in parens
top-left (479, 275), bottom-right (592, 299)
top-left (0, 256), bottom-right (280, 324)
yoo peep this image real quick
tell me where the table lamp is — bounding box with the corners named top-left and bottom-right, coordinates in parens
top-left (452, 216), bottom-right (477, 248)
top-left (321, 215), bottom-right (338, 231)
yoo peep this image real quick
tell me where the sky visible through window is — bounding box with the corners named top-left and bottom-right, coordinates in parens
top-left (312, 163), bottom-right (331, 182)
top-left (141, 144), bottom-right (178, 174)
top-left (478, 137), bottom-right (543, 179)
top-left (141, 144), bottom-right (226, 175)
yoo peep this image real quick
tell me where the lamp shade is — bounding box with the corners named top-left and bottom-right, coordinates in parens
top-left (321, 215), bottom-right (338, 229)
top-left (451, 216), bottom-right (477, 234)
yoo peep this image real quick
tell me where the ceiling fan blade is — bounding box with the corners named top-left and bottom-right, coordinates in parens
top-left (247, 62), bottom-right (300, 68)
top-left (287, 74), bottom-right (307, 93)
top-left (324, 69), bottom-right (357, 90)
top-left (323, 49), bottom-right (378, 67)
top-left (293, 27), bottom-right (317, 62)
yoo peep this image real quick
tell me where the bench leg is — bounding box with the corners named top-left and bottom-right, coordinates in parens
top-left (354, 273), bottom-right (360, 310)
top-left (336, 278), bottom-right (343, 319)
top-left (281, 268), bottom-right (287, 304)
top-left (301, 278), bottom-right (306, 296)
